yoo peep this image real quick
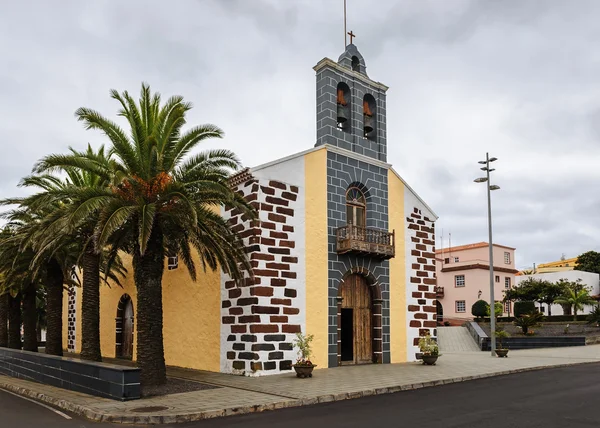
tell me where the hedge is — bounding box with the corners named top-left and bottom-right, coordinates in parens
top-left (514, 301), bottom-right (536, 317)
top-left (481, 314), bottom-right (589, 323)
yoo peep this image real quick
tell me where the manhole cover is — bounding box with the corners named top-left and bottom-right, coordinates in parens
top-left (130, 406), bottom-right (170, 413)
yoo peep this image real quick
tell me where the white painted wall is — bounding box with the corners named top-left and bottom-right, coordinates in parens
top-left (515, 271), bottom-right (600, 316)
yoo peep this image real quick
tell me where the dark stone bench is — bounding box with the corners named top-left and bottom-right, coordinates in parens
top-left (0, 347), bottom-right (140, 401)
top-left (481, 336), bottom-right (586, 351)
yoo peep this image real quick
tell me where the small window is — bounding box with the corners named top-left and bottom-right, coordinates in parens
top-left (346, 187), bottom-right (366, 227)
top-left (456, 300), bottom-right (466, 313)
top-left (444, 258), bottom-right (450, 264)
top-left (504, 252), bottom-right (511, 264)
top-left (540, 306), bottom-right (546, 313)
top-left (168, 255), bottom-right (179, 270)
top-left (495, 275), bottom-right (500, 283)
top-left (454, 257), bottom-right (459, 263)
top-left (455, 275), bottom-right (465, 287)
top-left (505, 277), bottom-right (511, 288)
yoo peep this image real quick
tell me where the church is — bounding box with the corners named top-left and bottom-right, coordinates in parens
top-left (62, 43), bottom-right (438, 376)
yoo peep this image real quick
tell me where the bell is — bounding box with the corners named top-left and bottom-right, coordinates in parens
top-left (337, 104), bottom-right (348, 123)
top-left (363, 114), bottom-right (374, 134)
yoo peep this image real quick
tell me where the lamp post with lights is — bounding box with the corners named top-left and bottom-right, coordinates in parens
top-left (474, 153), bottom-right (500, 356)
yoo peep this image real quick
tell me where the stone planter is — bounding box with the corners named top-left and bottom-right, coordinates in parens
top-left (293, 364), bottom-right (316, 378)
top-left (495, 349), bottom-right (509, 358)
top-left (421, 355), bottom-right (438, 365)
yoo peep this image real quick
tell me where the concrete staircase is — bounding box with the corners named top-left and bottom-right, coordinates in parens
top-left (437, 326), bottom-right (480, 352)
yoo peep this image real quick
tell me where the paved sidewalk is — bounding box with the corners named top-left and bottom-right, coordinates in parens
top-left (437, 326), bottom-right (480, 352)
top-left (1, 345), bottom-right (600, 424)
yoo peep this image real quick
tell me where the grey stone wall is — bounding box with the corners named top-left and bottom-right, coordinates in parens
top-left (315, 63), bottom-right (387, 162)
top-left (326, 150), bottom-right (390, 367)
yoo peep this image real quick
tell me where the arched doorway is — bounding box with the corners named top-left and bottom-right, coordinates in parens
top-left (436, 301), bottom-right (444, 323)
top-left (339, 274), bottom-right (373, 365)
top-left (116, 294), bottom-right (134, 359)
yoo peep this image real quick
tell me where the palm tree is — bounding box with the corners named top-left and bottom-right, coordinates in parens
top-left (38, 83), bottom-right (254, 386)
top-left (27, 145), bottom-right (125, 361)
top-left (555, 288), bottom-right (597, 320)
top-left (0, 287), bottom-right (7, 348)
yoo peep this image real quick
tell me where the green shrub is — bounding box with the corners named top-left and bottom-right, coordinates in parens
top-left (472, 300), bottom-right (489, 318)
top-left (486, 301), bottom-right (503, 317)
top-left (587, 306), bottom-right (600, 326)
top-left (514, 301), bottom-right (536, 317)
top-left (513, 312), bottom-right (544, 334)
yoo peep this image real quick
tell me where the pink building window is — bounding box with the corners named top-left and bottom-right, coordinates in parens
top-left (456, 300), bottom-right (466, 312)
top-left (455, 275), bottom-right (465, 287)
top-left (504, 252), bottom-right (511, 264)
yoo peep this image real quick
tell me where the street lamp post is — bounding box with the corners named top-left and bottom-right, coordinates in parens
top-left (474, 153), bottom-right (500, 357)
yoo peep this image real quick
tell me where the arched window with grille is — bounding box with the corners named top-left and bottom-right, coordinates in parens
top-left (346, 187), bottom-right (366, 227)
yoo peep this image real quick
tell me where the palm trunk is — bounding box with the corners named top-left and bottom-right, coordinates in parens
top-left (22, 282), bottom-right (38, 352)
top-left (133, 226), bottom-right (166, 387)
top-left (45, 258), bottom-right (64, 356)
top-left (548, 304), bottom-right (552, 317)
top-left (80, 247), bottom-right (102, 361)
top-left (8, 293), bottom-right (22, 349)
top-left (573, 307), bottom-right (578, 321)
top-left (0, 293), bottom-right (8, 347)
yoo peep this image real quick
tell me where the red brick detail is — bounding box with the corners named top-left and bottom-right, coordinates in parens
top-left (408, 305), bottom-right (420, 312)
top-left (260, 237), bottom-right (276, 246)
top-left (423, 321), bottom-right (437, 328)
top-left (271, 298), bottom-right (292, 306)
top-left (290, 186), bottom-right (299, 193)
top-left (270, 316), bottom-right (288, 323)
top-left (231, 325), bottom-right (247, 333)
top-left (250, 287), bottom-right (274, 297)
top-left (281, 271), bottom-right (297, 279)
top-left (268, 213), bottom-right (287, 223)
top-left (282, 256), bottom-right (298, 263)
top-left (229, 307), bottom-right (243, 315)
top-left (265, 196), bottom-right (289, 207)
top-left (250, 324), bottom-right (279, 333)
top-left (266, 262), bottom-right (290, 270)
top-left (409, 320), bottom-right (421, 328)
top-left (271, 278), bottom-right (287, 287)
top-left (229, 289), bottom-right (242, 299)
top-left (239, 315), bottom-right (261, 323)
top-left (283, 307), bottom-right (300, 315)
top-left (282, 225), bottom-right (294, 232)
top-left (251, 253), bottom-right (275, 261)
top-left (423, 306), bottom-right (437, 313)
top-left (414, 313), bottom-right (427, 320)
top-left (418, 285), bottom-right (429, 292)
top-left (269, 181), bottom-right (287, 190)
top-left (282, 325), bottom-right (301, 333)
top-left (261, 203), bottom-right (274, 212)
top-left (270, 231), bottom-right (288, 239)
top-left (253, 269), bottom-right (279, 277)
top-left (251, 306), bottom-right (280, 315)
top-left (276, 207), bottom-right (294, 216)
top-left (261, 221), bottom-right (276, 229)
top-left (260, 186), bottom-right (275, 195)
top-left (268, 248), bottom-right (290, 255)
top-left (222, 316), bottom-right (235, 324)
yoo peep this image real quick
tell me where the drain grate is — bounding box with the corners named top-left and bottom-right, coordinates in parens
top-left (130, 406), bottom-right (170, 413)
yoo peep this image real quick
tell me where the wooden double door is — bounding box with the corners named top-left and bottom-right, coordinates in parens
top-left (340, 274), bottom-right (373, 365)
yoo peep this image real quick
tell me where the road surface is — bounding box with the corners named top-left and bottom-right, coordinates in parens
top-left (1, 363), bottom-right (598, 427)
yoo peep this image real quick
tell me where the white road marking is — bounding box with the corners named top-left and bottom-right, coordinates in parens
top-left (0, 388), bottom-right (73, 420)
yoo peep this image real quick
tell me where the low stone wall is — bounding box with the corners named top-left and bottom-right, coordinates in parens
top-left (0, 347), bottom-right (140, 401)
top-left (465, 321), bottom-right (488, 350)
top-left (481, 336), bottom-right (586, 351)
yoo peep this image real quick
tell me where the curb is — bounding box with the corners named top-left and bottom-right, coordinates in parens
top-left (1, 361), bottom-right (598, 424)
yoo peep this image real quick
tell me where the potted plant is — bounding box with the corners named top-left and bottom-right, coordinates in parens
top-left (292, 332), bottom-right (316, 378)
top-left (418, 332), bottom-right (440, 365)
top-left (495, 329), bottom-right (510, 357)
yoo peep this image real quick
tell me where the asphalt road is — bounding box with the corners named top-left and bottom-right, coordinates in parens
top-left (2, 364), bottom-right (600, 427)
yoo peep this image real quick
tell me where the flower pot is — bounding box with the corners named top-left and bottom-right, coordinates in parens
top-left (422, 355), bottom-right (438, 366)
top-left (293, 364), bottom-right (316, 378)
top-left (495, 349), bottom-right (509, 358)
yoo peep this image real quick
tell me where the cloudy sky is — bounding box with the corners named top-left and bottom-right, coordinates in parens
top-left (1, 0), bottom-right (599, 269)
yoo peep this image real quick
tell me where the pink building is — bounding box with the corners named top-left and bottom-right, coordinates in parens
top-left (435, 242), bottom-right (517, 322)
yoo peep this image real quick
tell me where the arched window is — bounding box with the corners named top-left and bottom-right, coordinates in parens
top-left (346, 187), bottom-right (366, 227)
top-left (363, 94), bottom-right (377, 141)
top-left (351, 56), bottom-right (360, 72)
top-left (336, 82), bottom-right (351, 132)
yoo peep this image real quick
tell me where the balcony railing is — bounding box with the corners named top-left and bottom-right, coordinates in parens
top-left (335, 224), bottom-right (395, 259)
top-left (435, 286), bottom-right (444, 298)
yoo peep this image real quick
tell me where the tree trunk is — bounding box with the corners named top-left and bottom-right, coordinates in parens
top-left (22, 282), bottom-right (38, 352)
top-left (8, 293), bottom-right (22, 349)
top-left (0, 293), bottom-right (8, 347)
top-left (133, 226), bottom-right (166, 387)
top-left (45, 258), bottom-right (64, 356)
top-left (573, 307), bottom-right (578, 321)
top-left (80, 248), bottom-right (102, 362)
top-left (548, 304), bottom-right (552, 317)
top-left (562, 304), bottom-right (572, 316)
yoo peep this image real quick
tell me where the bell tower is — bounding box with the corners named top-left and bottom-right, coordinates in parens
top-left (314, 43), bottom-right (389, 162)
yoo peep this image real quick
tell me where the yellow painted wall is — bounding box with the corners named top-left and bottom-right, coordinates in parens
top-left (63, 251), bottom-right (220, 371)
top-left (388, 171), bottom-right (407, 363)
top-left (304, 147), bottom-right (329, 368)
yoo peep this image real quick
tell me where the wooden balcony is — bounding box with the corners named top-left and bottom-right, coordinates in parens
top-left (435, 286), bottom-right (444, 298)
top-left (335, 224), bottom-right (395, 259)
